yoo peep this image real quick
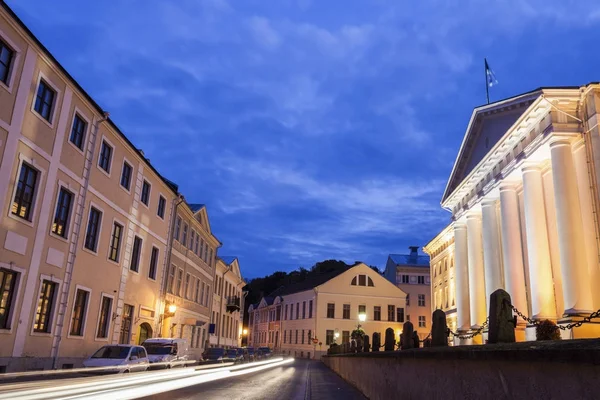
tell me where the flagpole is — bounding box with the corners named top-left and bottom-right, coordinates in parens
top-left (484, 58), bottom-right (490, 104)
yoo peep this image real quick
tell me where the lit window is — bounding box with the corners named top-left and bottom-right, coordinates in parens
top-left (11, 162), bottom-right (38, 221)
top-left (52, 187), bottom-right (73, 238)
top-left (34, 280), bottom-right (57, 333)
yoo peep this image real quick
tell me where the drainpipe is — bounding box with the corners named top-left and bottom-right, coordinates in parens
top-left (217, 266), bottom-right (232, 347)
top-left (157, 194), bottom-right (184, 337)
top-left (51, 112), bottom-right (109, 370)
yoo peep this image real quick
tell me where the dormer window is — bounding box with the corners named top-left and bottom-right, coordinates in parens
top-left (351, 274), bottom-right (374, 287)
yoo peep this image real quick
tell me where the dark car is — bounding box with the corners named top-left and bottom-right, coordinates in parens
top-left (202, 348), bottom-right (225, 363)
top-left (246, 347), bottom-right (256, 362)
top-left (225, 348), bottom-right (243, 363)
top-left (257, 347), bottom-right (272, 359)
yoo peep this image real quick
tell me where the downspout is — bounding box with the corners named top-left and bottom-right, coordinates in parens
top-left (217, 266), bottom-right (232, 347)
top-left (157, 194), bottom-right (184, 337)
top-left (52, 112), bottom-right (109, 369)
top-left (206, 241), bottom-right (221, 349)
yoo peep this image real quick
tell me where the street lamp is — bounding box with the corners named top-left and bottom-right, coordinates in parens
top-left (358, 313), bottom-right (366, 323)
top-left (168, 304), bottom-right (177, 314)
top-left (243, 328), bottom-right (248, 335)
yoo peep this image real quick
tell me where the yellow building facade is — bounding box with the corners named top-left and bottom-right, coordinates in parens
top-left (426, 86), bottom-right (600, 343)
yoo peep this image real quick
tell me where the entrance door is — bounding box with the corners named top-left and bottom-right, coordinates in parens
top-left (139, 322), bottom-right (153, 344)
top-left (119, 304), bottom-right (134, 344)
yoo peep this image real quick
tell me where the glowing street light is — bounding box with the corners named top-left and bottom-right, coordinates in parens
top-left (168, 304), bottom-right (177, 314)
top-left (334, 332), bottom-right (340, 339)
top-left (358, 313), bottom-right (366, 322)
top-left (243, 328), bottom-right (248, 335)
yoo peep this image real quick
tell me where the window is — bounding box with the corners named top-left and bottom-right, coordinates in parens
top-left (34, 280), bottom-right (57, 333)
top-left (397, 308), bottom-right (405, 323)
top-left (185, 273), bottom-right (191, 299)
top-left (302, 301), bottom-right (306, 319)
top-left (388, 305), bottom-right (395, 321)
top-left (301, 329), bottom-right (305, 344)
top-left (419, 315), bottom-right (426, 328)
top-left (368, 277), bottom-right (374, 286)
top-left (374, 306), bottom-right (381, 321)
top-left (326, 303), bottom-right (335, 319)
top-left (52, 188), bottom-right (73, 238)
top-left (190, 230), bottom-right (195, 251)
top-left (174, 217), bottom-right (181, 241)
top-left (129, 236), bottom-right (142, 272)
top-left (359, 275), bottom-right (366, 286)
top-left (182, 224), bottom-right (188, 246)
top-left (406, 294), bottom-right (410, 306)
top-left (96, 296), bottom-right (112, 338)
top-left (34, 80), bottom-right (56, 122)
top-left (0, 39), bottom-right (14, 85)
top-left (148, 247), bottom-right (159, 280)
top-left (108, 222), bottom-right (123, 262)
top-left (195, 234), bottom-right (200, 255)
top-left (326, 330), bottom-right (334, 345)
top-left (167, 265), bottom-right (176, 293)
top-left (283, 330), bottom-right (287, 344)
top-left (120, 162), bottom-right (132, 190)
top-left (98, 141), bottom-right (112, 173)
top-left (358, 305), bottom-right (366, 315)
top-left (418, 276), bottom-right (425, 284)
top-left (401, 275), bottom-right (409, 284)
top-left (70, 289), bottom-right (89, 336)
top-left (200, 282), bottom-right (205, 304)
top-left (157, 196), bottom-right (166, 218)
top-left (12, 162), bottom-right (38, 221)
top-left (296, 303), bottom-right (299, 320)
top-left (351, 274), bottom-right (374, 287)
top-left (308, 330), bottom-right (312, 342)
top-left (84, 207), bottom-right (102, 252)
top-left (290, 304), bottom-right (293, 320)
top-left (418, 294), bottom-right (426, 307)
top-left (0, 269), bottom-right (17, 329)
top-left (176, 269), bottom-right (183, 296)
top-left (194, 279), bottom-right (200, 303)
top-left (69, 114), bottom-right (87, 150)
top-left (343, 304), bottom-right (350, 319)
top-left (342, 331), bottom-right (350, 344)
top-left (309, 300), bottom-right (313, 318)
top-left (141, 180), bottom-right (151, 206)
top-left (284, 304), bottom-right (288, 320)
top-left (295, 330), bottom-right (298, 344)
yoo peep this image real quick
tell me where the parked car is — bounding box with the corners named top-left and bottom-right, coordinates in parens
top-left (257, 347), bottom-right (272, 359)
top-left (245, 347), bottom-right (256, 362)
top-left (83, 345), bottom-right (149, 373)
top-left (142, 338), bottom-right (189, 369)
top-left (202, 347), bottom-right (226, 363)
top-left (225, 348), bottom-right (244, 363)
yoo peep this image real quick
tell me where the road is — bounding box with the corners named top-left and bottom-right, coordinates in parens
top-left (0, 358), bottom-right (365, 400)
top-left (147, 359), bottom-right (365, 400)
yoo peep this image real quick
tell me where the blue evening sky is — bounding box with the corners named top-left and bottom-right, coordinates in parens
top-left (8, 0), bottom-right (600, 278)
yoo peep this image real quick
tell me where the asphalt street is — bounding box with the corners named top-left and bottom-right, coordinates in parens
top-left (146, 359), bottom-right (366, 400)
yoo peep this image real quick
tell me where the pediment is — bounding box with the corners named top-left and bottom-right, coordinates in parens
top-left (442, 91), bottom-right (541, 203)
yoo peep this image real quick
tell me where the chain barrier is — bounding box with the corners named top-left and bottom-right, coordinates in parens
top-left (503, 299), bottom-right (600, 330)
top-left (447, 317), bottom-right (489, 340)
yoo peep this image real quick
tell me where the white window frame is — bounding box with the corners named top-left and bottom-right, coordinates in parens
top-left (95, 292), bottom-right (115, 342)
top-left (67, 284), bottom-right (92, 339)
top-left (106, 216), bottom-right (126, 266)
top-left (0, 262), bottom-right (25, 334)
top-left (49, 180), bottom-right (77, 243)
top-left (8, 154), bottom-right (46, 227)
top-left (97, 135), bottom-right (115, 178)
top-left (140, 179), bottom-right (151, 208)
top-left (30, 274), bottom-right (63, 336)
top-left (0, 27), bottom-right (22, 93)
top-left (82, 201), bottom-right (105, 256)
top-left (119, 157), bottom-right (134, 194)
top-left (30, 71), bottom-right (62, 128)
top-left (66, 107), bottom-right (91, 155)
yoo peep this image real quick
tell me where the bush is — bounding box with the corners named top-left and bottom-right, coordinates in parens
top-left (536, 319), bottom-right (561, 341)
top-left (351, 328), bottom-right (365, 340)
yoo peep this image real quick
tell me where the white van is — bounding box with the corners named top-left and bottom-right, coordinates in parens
top-left (142, 338), bottom-right (189, 369)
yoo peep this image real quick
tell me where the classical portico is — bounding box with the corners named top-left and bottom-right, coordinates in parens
top-left (430, 86), bottom-right (600, 342)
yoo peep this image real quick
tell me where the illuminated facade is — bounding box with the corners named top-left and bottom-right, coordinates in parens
top-left (428, 86), bottom-right (600, 342)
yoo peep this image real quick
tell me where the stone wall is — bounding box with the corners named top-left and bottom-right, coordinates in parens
top-left (322, 339), bottom-right (600, 400)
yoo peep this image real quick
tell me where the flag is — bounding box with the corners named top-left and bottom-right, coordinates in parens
top-left (485, 59), bottom-right (498, 87)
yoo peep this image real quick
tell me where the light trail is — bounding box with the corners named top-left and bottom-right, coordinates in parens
top-left (0, 358), bottom-right (294, 400)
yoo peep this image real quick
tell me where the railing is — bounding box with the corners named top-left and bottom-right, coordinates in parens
top-left (226, 296), bottom-right (241, 312)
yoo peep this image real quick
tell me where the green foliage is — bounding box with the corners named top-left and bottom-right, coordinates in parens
top-left (536, 319), bottom-right (561, 341)
top-left (351, 328), bottom-right (365, 339)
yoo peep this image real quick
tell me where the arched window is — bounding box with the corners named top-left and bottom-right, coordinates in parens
top-left (367, 277), bottom-right (374, 287)
top-left (138, 322), bottom-right (153, 344)
top-left (351, 276), bottom-right (357, 285)
top-left (351, 275), bottom-right (374, 287)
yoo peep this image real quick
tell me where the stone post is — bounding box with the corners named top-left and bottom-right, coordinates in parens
top-left (401, 321), bottom-right (414, 350)
top-left (384, 328), bottom-right (395, 351)
top-left (356, 336), bottom-right (364, 353)
top-left (363, 334), bottom-right (370, 352)
top-left (412, 331), bottom-right (420, 348)
top-left (487, 289), bottom-right (516, 344)
top-left (431, 309), bottom-right (448, 347)
top-left (372, 332), bottom-right (380, 352)
top-left (350, 340), bottom-right (356, 353)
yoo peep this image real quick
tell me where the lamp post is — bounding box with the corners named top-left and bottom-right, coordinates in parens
top-left (358, 312), bottom-right (366, 329)
top-left (334, 331), bottom-right (340, 344)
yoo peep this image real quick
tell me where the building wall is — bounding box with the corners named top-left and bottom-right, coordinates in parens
top-left (0, 5), bottom-right (181, 371)
top-left (280, 290), bottom-right (315, 357)
top-left (209, 258), bottom-right (244, 349)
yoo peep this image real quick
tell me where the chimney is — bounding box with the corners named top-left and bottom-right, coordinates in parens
top-left (409, 246), bottom-right (419, 262)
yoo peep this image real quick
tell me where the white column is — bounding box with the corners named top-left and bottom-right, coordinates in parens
top-left (481, 199), bottom-right (504, 301)
top-left (499, 184), bottom-right (529, 322)
top-left (453, 223), bottom-right (471, 331)
top-left (466, 213), bottom-right (486, 328)
top-left (521, 164), bottom-right (557, 319)
top-left (572, 139), bottom-right (600, 309)
top-left (550, 138), bottom-right (594, 315)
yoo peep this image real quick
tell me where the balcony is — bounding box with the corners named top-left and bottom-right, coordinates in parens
top-left (226, 296), bottom-right (241, 313)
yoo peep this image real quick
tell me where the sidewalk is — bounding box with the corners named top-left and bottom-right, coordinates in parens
top-left (306, 360), bottom-right (366, 400)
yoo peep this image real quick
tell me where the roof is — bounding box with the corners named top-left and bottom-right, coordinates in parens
top-left (0, 2), bottom-right (179, 196)
top-left (388, 254), bottom-right (430, 267)
top-left (187, 203), bottom-right (205, 213)
top-left (263, 296), bottom-right (275, 306)
top-left (219, 256), bottom-right (237, 265)
top-left (268, 266), bottom-right (351, 297)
